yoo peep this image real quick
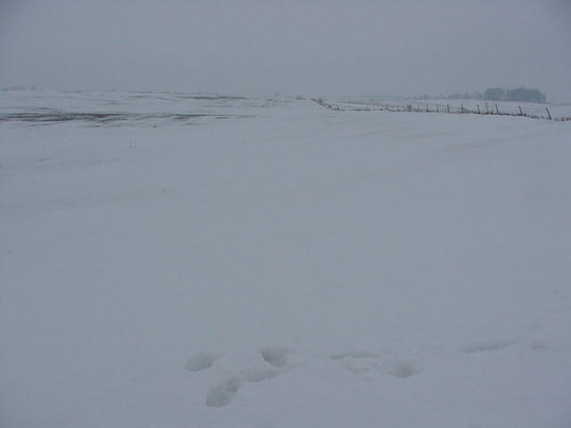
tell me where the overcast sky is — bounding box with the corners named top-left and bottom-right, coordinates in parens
top-left (1, 0), bottom-right (570, 99)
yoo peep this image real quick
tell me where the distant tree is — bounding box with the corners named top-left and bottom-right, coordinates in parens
top-left (506, 88), bottom-right (546, 103)
top-left (484, 88), bottom-right (506, 101)
top-left (484, 87), bottom-right (546, 103)
top-left (445, 91), bottom-right (483, 100)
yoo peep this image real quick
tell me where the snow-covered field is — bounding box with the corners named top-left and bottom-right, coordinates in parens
top-left (1, 90), bottom-right (571, 428)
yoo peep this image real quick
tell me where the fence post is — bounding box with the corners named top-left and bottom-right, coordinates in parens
top-left (546, 107), bottom-right (552, 120)
top-left (519, 106), bottom-right (524, 116)
top-left (447, 104), bottom-right (450, 113)
top-left (477, 104), bottom-right (480, 114)
top-left (496, 104), bottom-right (500, 114)
top-left (461, 104), bottom-right (464, 113)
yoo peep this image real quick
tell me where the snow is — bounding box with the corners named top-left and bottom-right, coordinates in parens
top-left (1, 91), bottom-right (571, 428)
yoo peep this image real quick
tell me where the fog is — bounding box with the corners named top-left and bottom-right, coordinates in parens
top-left (1, 0), bottom-right (570, 99)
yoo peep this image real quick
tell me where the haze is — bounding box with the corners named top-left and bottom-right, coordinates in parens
top-left (1, 0), bottom-right (570, 99)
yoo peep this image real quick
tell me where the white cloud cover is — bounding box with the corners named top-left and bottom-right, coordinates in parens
top-left (1, 0), bottom-right (570, 98)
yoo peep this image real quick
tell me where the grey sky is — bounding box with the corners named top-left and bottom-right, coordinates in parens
top-left (1, 0), bottom-right (570, 99)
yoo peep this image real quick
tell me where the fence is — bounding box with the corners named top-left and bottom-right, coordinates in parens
top-left (311, 98), bottom-right (571, 122)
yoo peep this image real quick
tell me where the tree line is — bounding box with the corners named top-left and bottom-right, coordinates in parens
top-left (483, 87), bottom-right (546, 103)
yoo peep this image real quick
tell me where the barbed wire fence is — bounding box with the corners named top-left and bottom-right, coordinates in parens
top-left (311, 98), bottom-right (571, 122)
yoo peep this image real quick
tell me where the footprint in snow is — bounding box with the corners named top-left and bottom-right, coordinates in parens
top-left (241, 367), bottom-right (281, 383)
top-left (385, 360), bottom-right (421, 378)
top-left (190, 345), bottom-right (423, 408)
top-left (460, 339), bottom-right (516, 354)
top-left (185, 352), bottom-right (221, 372)
top-left (260, 346), bottom-right (290, 368)
top-left (206, 376), bottom-right (242, 408)
top-left (330, 351), bottom-right (383, 375)
top-left (187, 347), bottom-right (292, 408)
top-left (331, 351), bottom-right (421, 378)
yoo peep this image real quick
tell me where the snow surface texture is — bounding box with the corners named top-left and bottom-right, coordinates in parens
top-left (1, 90), bottom-right (571, 428)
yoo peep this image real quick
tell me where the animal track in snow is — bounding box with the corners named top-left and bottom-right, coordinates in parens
top-left (240, 367), bottom-right (281, 383)
top-left (189, 346), bottom-right (423, 407)
top-left (330, 351), bottom-right (422, 379)
top-left (206, 366), bottom-right (284, 407)
top-left (330, 351), bottom-right (383, 375)
top-left (187, 347), bottom-right (292, 408)
top-left (385, 360), bottom-right (421, 378)
top-left (185, 352), bottom-right (221, 372)
top-left (330, 351), bottom-right (382, 360)
top-left (205, 376), bottom-right (242, 408)
top-left (260, 346), bottom-right (290, 368)
top-left (460, 339), bottom-right (516, 354)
